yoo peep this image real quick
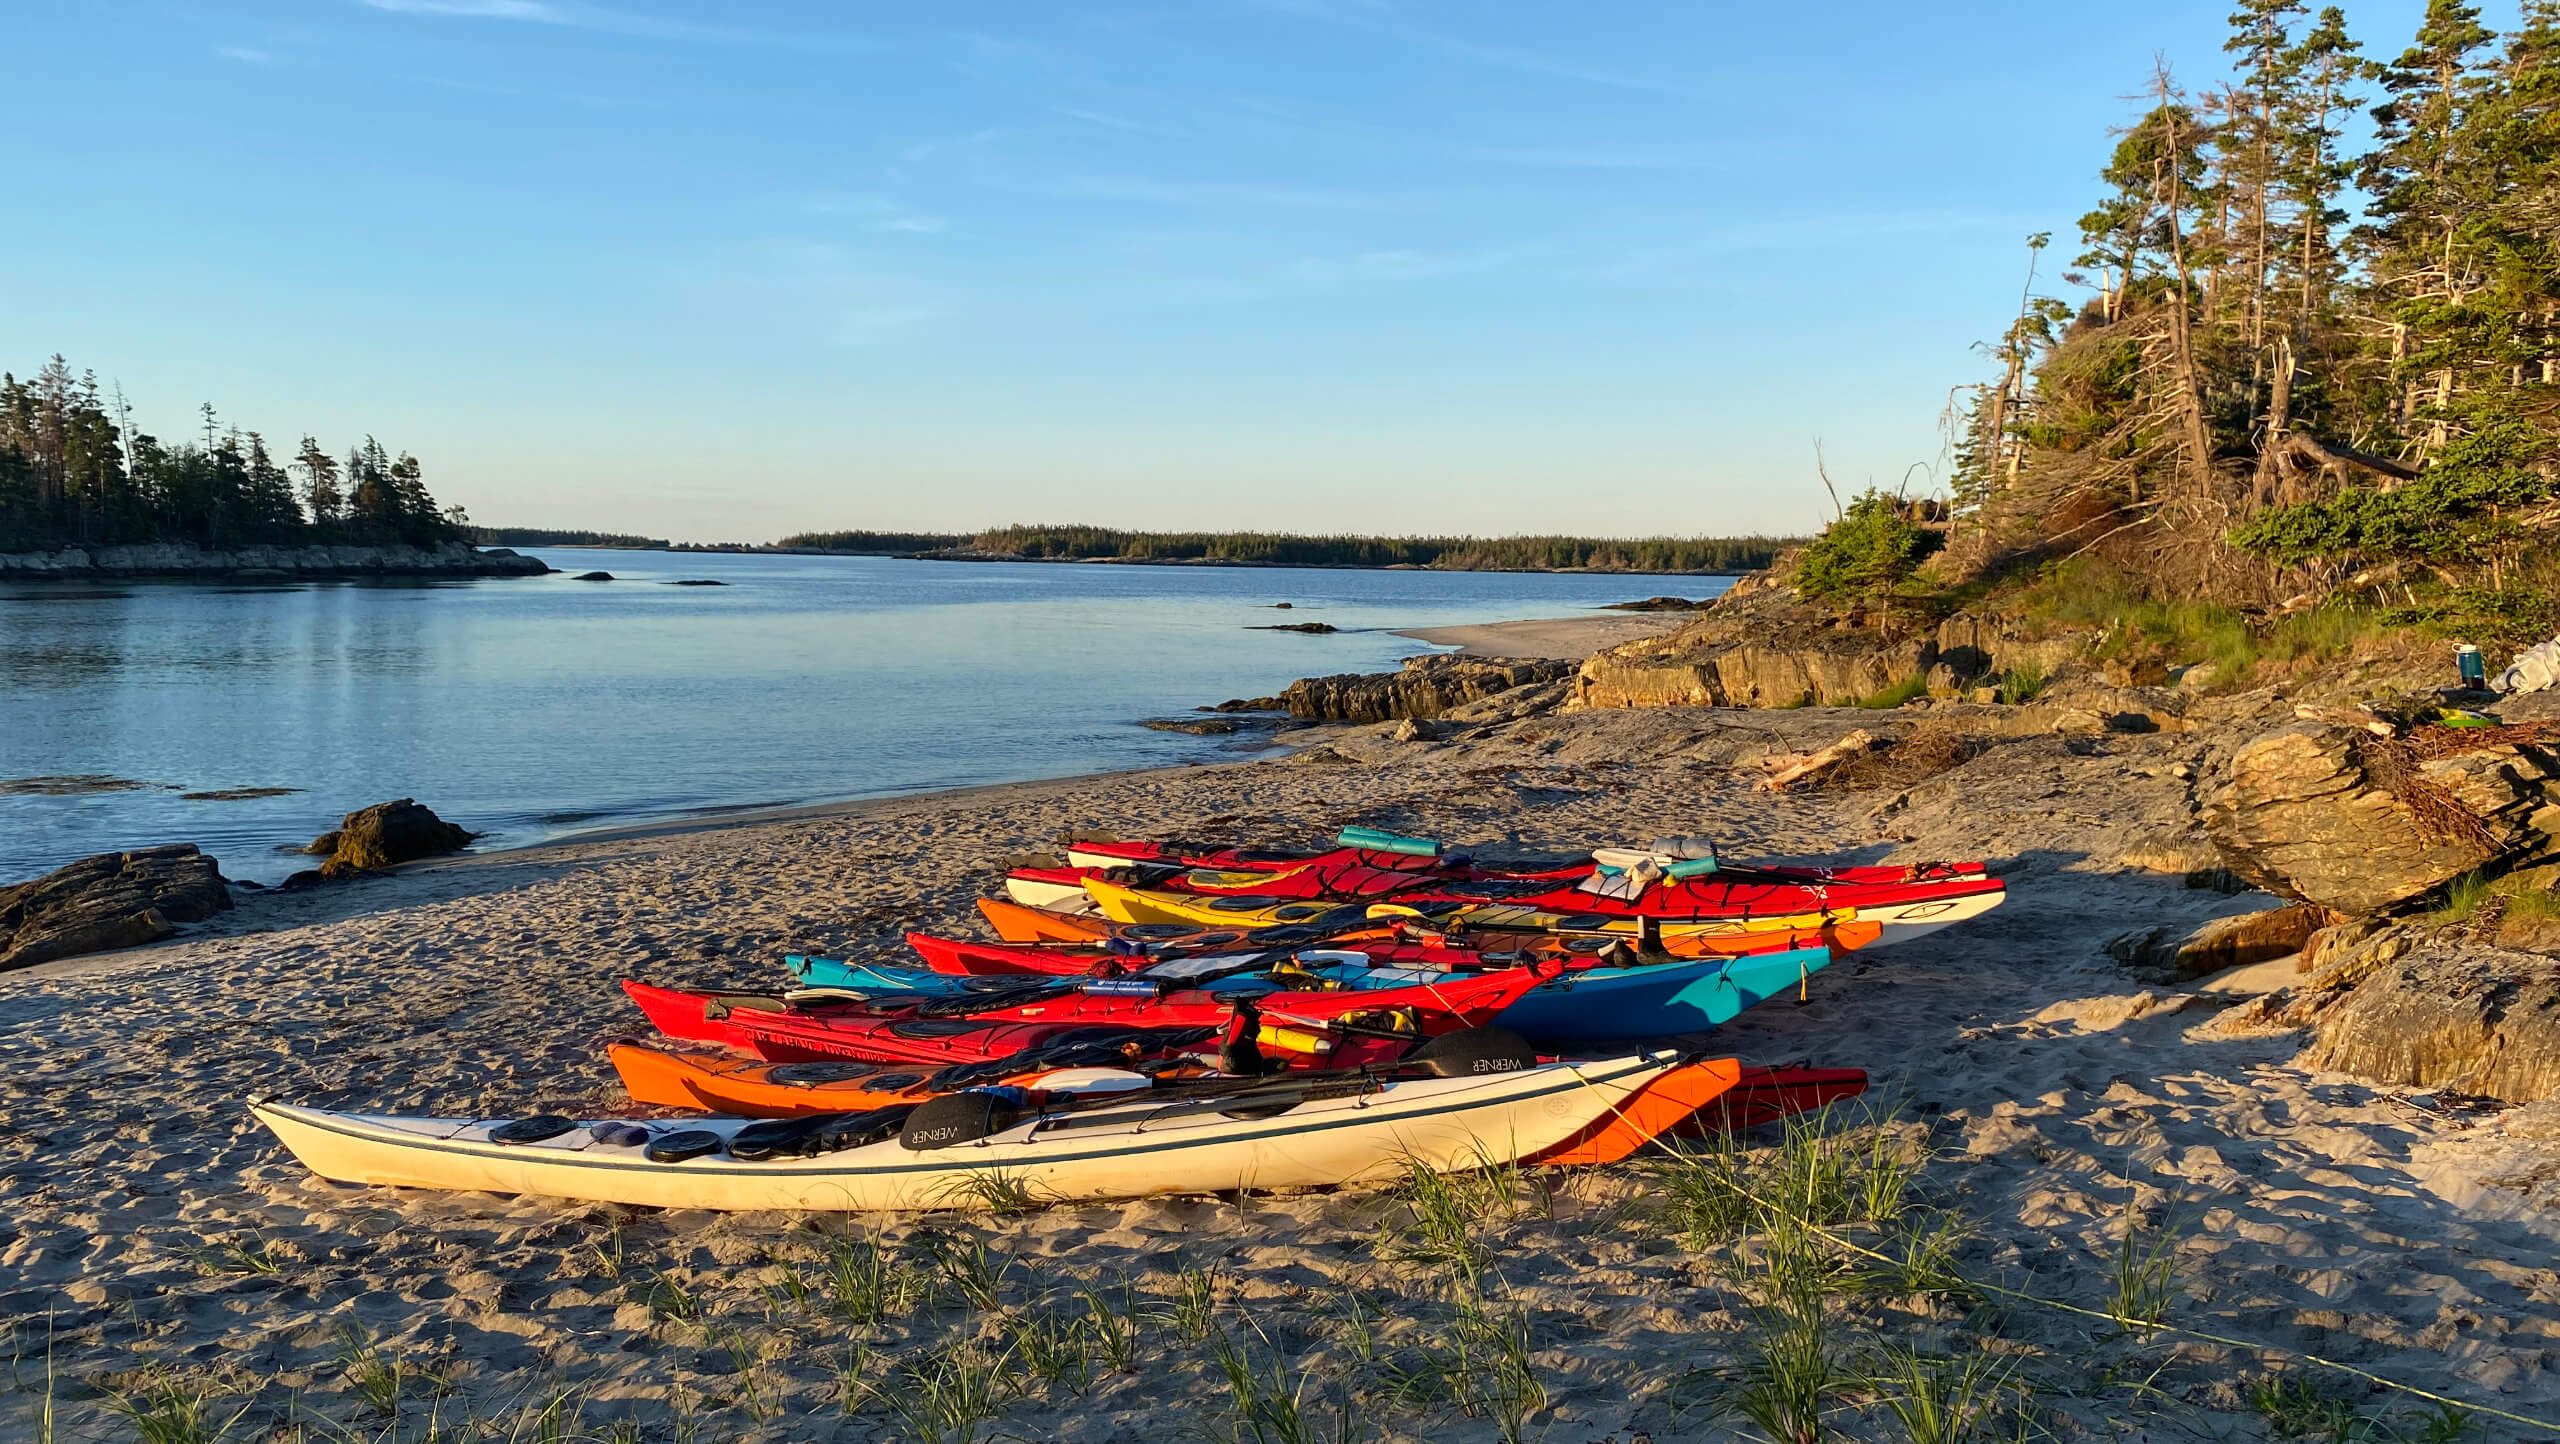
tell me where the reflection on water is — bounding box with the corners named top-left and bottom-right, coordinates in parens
top-left (0, 551), bottom-right (1726, 882)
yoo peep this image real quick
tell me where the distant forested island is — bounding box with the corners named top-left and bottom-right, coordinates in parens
top-left (469, 526), bottom-right (672, 549)
top-left (0, 356), bottom-right (465, 553)
top-left (779, 525), bottom-right (1796, 573)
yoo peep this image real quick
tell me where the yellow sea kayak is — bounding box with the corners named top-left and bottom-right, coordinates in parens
top-left (1077, 876), bottom-right (1845, 946)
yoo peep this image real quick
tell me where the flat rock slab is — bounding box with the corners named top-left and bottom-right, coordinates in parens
top-left (0, 844), bottom-right (231, 971)
top-left (1280, 654), bottom-right (1575, 723)
top-left (2301, 944), bottom-right (2560, 1103)
top-left (2203, 722), bottom-right (2560, 913)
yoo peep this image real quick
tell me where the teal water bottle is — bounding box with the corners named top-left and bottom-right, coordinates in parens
top-left (2456, 643), bottom-right (2486, 688)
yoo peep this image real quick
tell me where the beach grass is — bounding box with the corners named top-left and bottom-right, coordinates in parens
top-left (1077, 1278), bottom-right (1146, 1374)
top-left (2105, 1196), bottom-right (2187, 1336)
top-left (1862, 1344), bottom-right (2016, 1444)
top-left (817, 1225), bottom-right (927, 1326)
top-left (1211, 1322), bottom-right (1372, 1444)
top-left (101, 1367), bottom-right (253, 1444)
top-left (850, 1336), bottom-right (1017, 1444)
top-left (1163, 1264), bottom-right (1222, 1343)
top-left (922, 1230), bottom-right (1011, 1313)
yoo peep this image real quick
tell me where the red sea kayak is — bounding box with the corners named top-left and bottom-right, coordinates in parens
top-left (623, 963), bottom-right (1555, 1066)
top-left (1063, 837), bottom-right (1989, 889)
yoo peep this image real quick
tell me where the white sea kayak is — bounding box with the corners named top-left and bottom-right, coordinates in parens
top-left (250, 1049), bottom-right (1702, 1212)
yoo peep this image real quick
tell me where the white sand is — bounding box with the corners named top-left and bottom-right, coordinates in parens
top-left (1395, 611), bottom-right (1693, 659)
top-left (3, 704), bottom-right (2556, 1440)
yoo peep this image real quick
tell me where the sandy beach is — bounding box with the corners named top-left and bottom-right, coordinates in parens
top-left (1396, 610), bottom-right (1697, 659)
top-left (5, 702), bottom-right (2558, 1441)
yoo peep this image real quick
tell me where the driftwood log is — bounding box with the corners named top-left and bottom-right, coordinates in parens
top-left (1757, 729), bottom-right (1880, 792)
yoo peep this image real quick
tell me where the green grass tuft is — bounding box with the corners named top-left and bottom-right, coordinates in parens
top-left (2106, 1197), bottom-right (2187, 1336)
top-left (1992, 661), bottom-right (2046, 705)
top-left (1864, 1345), bottom-right (2015, 1444)
top-left (1855, 675), bottom-right (1931, 709)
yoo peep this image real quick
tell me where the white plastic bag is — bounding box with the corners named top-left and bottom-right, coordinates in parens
top-left (2496, 635), bottom-right (2560, 694)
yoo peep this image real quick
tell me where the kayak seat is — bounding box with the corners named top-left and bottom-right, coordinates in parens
top-left (489, 1115), bottom-right (577, 1146)
top-left (767, 1061), bottom-right (881, 1087)
top-left (890, 1018), bottom-right (999, 1039)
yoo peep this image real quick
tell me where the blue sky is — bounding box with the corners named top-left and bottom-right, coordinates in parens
top-left (8, 1), bottom-right (2454, 541)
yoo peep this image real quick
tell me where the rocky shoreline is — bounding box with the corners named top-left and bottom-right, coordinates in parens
top-left (7, 566), bottom-right (2560, 1437)
top-left (7, 693), bottom-right (2559, 1439)
top-left (0, 540), bottom-right (553, 581)
top-left (896, 544), bottom-right (1748, 574)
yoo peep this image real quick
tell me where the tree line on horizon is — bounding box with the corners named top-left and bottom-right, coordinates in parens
top-left (0, 356), bottom-right (463, 554)
top-left (468, 526), bottom-right (673, 549)
top-left (1935, 0), bottom-right (2560, 634)
top-left (773, 524), bottom-right (1794, 573)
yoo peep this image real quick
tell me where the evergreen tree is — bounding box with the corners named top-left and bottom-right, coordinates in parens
top-left (2358, 0), bottom-right (2498, 445)
top-left (295, 436), bottom-right (342, 530)
top-left (2224, 0), bottom-right (2311, 349)
top-left (0, 354), bottom-right (462, 554)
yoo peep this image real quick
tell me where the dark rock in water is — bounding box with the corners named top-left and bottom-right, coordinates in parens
top-left (1603, 596), bottom-right (1702, 611)
top-left (1211, 697), bottom-right (1288, 713)
top-left (1280, 654), bottom-right (1576, 723)
top-left (1143, 718), bottom-right (1241, 735)
top-left (0, 844), bottom-right (231, 971)
top-left (1253, 622), bottom-right (1338, 634)
top-left (572, 571), bottom-right (615, 582)
top-left (0, 774), bottom-right (156, 796)
top-left (305, 799), bottom-right (477, 872)
top-left (1270, 602), bottom-right (1293, 609)
top-left (670, 579), bottom-right (727, 586)
top-left (178, 786), bottom-right (301, 802)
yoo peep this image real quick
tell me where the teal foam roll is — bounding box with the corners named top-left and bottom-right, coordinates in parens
top-left (1664, 857), bottom-right (1721, 880)
top-left (1335, 827), bottom-right (1442, 857)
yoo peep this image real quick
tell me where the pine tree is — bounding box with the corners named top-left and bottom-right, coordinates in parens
top-left (2359, 0), bottom-right (2498, 445)
top-left (295, 436), bottom-right (343, 531)
top-left (2225, 0), bottom-right (2311, 354)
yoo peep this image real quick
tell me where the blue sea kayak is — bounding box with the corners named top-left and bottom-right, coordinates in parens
top-left (785, 944), bottom-right (1832, 1042)
top-left (781, 951), bottom-right (1445, 998)
top-left (1496, 944), bottom-right (1833, 1042)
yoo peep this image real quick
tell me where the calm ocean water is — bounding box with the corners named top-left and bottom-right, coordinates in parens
top-left (0, 551), bottom-right (1726, 882)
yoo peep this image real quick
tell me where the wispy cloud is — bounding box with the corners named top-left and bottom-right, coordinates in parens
top-left (214, 43), bottom-right (276, 64)
top-left (896, 126), bottom-right (1389, 212)
top-left (355, 0), bottom-right (826, 46)
top-left (804, 194), bottom-right (947, 235)
top-left (1249, 0), bottom-right (1696, 98)
top-left (1462, 144), bottom-right (1721, 172)
top-left (660, 239), bottom-right (941, 347)
top-left (1042, 172), bottom-right (1387, 211)
top-left (1278, 246), bottom-right (1531, 288)
top-left (759, 240), bottom-right (940, 345)
top-left (1052, 105), bottom-right (1185, 139)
